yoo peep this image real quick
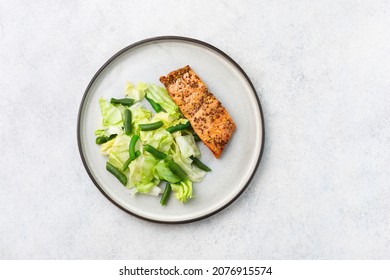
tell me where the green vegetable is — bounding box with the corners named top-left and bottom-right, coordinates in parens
top-left (144, 84), bottom-right (179, 116)
top-left (110, 97), bottom-right (134, 106)
top-left (96, 82), bottom-right (211, 204)
top-left (145, 93), bottom-right (162, 113)
top-left (131, 106), bottom-right (152, 134)
top-left (95, 134), bottom-right (117, 145)
top-left (128, 153), bottom-right (160, 193)
top-left (140, 127), bottom-right (174, 153)
top-left (107, 135), bottom-right (131, 169)
top-left (106, 162), bottom-right (127, 186)
top-left (160, 183), bottom-right (172, 206)
top-left (139, 121), bottom-right (164, 131)
top-left (175, 134), bottom-right (200, 158)
top-left (154, 161), bottom-right (180, 183)
top-left (95, 129), bottom-right (106, 137)
top-left (170, 141), bottom-right (206, 182)
top-left (193, 133), bottom-right (201, 142)
top-left (122, 150), bottom-right (141, 171)
top-left (167, 160), bottom-right (187, 181)
top-left (125, 82), bottom-right (147, 101)
top-left (135, 182), bottom-right (160, 194)
top-left (98, 98), bottom-right (123, 128)
top-left (190, 156), bottom-right (211, 171)
top-left (144, 144), bottom-right (167, 159)
top-left (166, 121), bottom-right (191, 133)
top-left (124, 109), bottom-right (132, 135)
top-left (171, 179), bottom-right (192, 203)
top-left (96, 136), bottom-right (107, 145)
top-left (129, 135), bottom-right (139, 160)
top-left (152, 111), bottom-right (181, 126)
top-left (100, 138), bottom-right (116, 155)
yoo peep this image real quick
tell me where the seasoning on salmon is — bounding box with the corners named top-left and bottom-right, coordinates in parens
top-left (160, 65), bottom-right (236, 158)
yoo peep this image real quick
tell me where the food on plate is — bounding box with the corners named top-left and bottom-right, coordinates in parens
top-left (95, 82), bottom-right (211, 205)
top-left (95, 66), bottom-right (235, 206)
top-left (160, 65), bottom-right (236, 158)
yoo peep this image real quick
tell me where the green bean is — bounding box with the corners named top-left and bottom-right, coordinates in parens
top-left (129, 135), bottom-right (139, 160)
top-left (144, 144), bottom-right (167, 159)
top-left (106, 162), bottom-right (127, 186)
top-left (124, 109), bottom-right (132, 135)
top-left (110, 98), bottom-right (134, 106)
top-left (95, 134), bottom-right (117, 145)
top-left (122, 158), bottom-right (131, 172)
top-left (95, 136), bottom-right (108, 144)
top-left (160, 182), bottom-right (172, 206)
top-left (193, 133), bottom-right (201, 142)
top-left (145, 93), bottom-right (162, 113)
top-left (167, 160), bottom-right (187, 181)
top-left (190, 156), bottom-right (211, 171)
top-left (122, 150), bottom-right (141, 171)
top-left (139, 121), bottom-right (164, 131)
top-left (166, 121), bottom-right (191, 133)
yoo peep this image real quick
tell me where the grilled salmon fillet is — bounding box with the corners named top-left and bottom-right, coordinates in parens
top-left (160, 65), bottom-right (236, 158)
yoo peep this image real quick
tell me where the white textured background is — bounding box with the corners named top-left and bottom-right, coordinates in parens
top-left (1, 0), bottom-right (390, 259)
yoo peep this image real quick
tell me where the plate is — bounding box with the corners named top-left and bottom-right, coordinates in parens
top-left (77, 36), bottom-right (265, 223)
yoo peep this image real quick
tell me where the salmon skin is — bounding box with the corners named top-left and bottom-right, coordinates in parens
top-left (160, 65), bottom-right (236, 158)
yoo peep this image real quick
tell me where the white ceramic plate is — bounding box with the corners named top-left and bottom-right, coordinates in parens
top-left (77, 36), bottom-right (264, 223)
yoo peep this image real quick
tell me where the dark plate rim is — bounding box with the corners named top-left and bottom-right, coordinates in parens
top-left (77, 35), bottom-right (265, 224)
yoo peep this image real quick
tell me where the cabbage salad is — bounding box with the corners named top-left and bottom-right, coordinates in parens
top-left (95, 82), bottom-right (211, 205)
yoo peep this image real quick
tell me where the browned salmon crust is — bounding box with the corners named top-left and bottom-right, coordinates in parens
top-left (160, 65), bottom-right (236, 158)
